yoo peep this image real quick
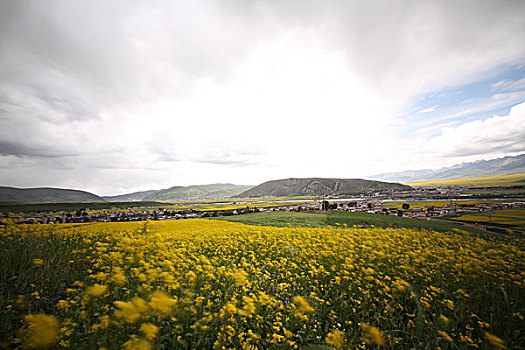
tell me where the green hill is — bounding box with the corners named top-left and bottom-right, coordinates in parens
top-left (237, 178), bottom-right (412, 198)
top-left (144, 184), bottom-right (253, 201)
top-left (0, 187), bottom-right (105, 203)
top-left (103, 190), bottom-right (158, 202)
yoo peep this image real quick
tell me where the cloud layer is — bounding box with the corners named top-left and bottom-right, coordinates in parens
top-left (0, 0), bottom-right (524, 194)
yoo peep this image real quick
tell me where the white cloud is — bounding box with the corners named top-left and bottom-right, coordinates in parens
top-left (419, 105), bottom-right (438, 113)
top-left (492, 78), bottom-right (525, 91)
top-left (427, 102), bottom-right (525, 158)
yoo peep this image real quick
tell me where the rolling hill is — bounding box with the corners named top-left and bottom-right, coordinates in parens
top-left (0, 187), bottom-right (105, 203)
top-left (143, 184), bottom-right (253, 201)
top-left (103, 190), bottom-right (158, 202)
top-left (237, 178), bottom-right (412, 198)
top-left (370, 154), bottom-right (525, 183)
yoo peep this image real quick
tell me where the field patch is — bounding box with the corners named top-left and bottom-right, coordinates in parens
top-left (408, 172), bottom-right (525, 187)
top-left (451, 208), bottom-right (525, 229)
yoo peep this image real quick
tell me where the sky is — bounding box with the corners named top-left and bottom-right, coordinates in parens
top-left (0, 0), bottom-right (524, 196)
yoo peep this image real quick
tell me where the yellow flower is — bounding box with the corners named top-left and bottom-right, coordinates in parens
top-left (140, 323), bottom-right (159, 340)
top-left (122, 336), bottom-right (153, 350)
top-left (326, 329), bottom-right (346, 349)
top-left (72, 281), bottom-right (84, 287)
top-left (485, 332), bottom-right (506, 349)
top-left (56, 300), bottom-right (69, 311)
top-left (92, 315), bottom-right (111, 330)
top-left (32, 258), bottom-right (44, 266)
top-left (86, 284), bottom-right (108, 297)
top-left (233, 268), bottom-right (248, 285)
top-left (438, 330), bottom-right (453, 342)
top-left (293, 296), bottom-right (315, 314)
top-left (360, 323), bottom-right (385, 347)
top-left (438, 315), bottom-right (449, 323)
top-left (114, 297), bottom-right (148, 324)
top-left (149, 291), bottom-right (177, 317)
top-left (22, 314), bottom-right (59, 348)
top-left (111, 267), bottom-right (127, 286)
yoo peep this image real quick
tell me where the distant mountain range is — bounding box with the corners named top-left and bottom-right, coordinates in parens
top-left (1, 184), bottom-right (253, 203)
top-left (3, 154), bottom-right (523, 203)
top-left (237, 178), bottom-right (412, 198)
top-left (370, 154), bottom-right (525, 183)
top-left (0, 187), bottom-right (104, 203)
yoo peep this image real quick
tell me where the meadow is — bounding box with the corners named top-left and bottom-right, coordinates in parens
top-left (1, 218), bottom-right (523, 349)
top-left (217, 211), bottom-right (496, 237)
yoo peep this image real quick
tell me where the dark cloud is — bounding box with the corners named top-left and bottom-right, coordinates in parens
top-left (0, 141), bottom-right (78, 158)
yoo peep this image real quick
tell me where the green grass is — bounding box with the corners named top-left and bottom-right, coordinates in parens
top-left (214, 211), bottom-right (493, 236)
top-left (0, 225), bottom-right (94, 343)
top-left (464, 189), bottom-right (525, 195)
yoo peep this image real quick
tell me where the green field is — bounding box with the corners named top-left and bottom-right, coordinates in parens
top-left (464, 189), bottom-right (525, 195)
top-left (215, 211), bottom-right (496, 236)
top-left (451, 209), bottom-right (525, 231)
top-left (408, 173), bottom-right (525, 187)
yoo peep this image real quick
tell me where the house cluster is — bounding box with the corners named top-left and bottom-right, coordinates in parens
top-left (275, 200), bottom-right (524, 220)
top-left (3, 196), bottom-right (523, 226)
top-left (4, 207), bottom-right (261, 225)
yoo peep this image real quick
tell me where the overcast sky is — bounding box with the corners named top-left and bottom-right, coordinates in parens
top-left (1, 0), bottom-right (524, 195)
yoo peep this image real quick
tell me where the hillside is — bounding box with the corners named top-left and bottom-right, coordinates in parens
top-left (103, 190), bottom-right (158, 202)
top-left (370, 154), bottom-right (525, 183)
top-left (0, 187), bottom-right (105, 203)
top-left (144, 184), bottom-right (253, 201)
top-left (237, 178), bottom-right (411, 198)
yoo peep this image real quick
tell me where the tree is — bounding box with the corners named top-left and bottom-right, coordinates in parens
top-left (328, 203), bottom-right (338, 210)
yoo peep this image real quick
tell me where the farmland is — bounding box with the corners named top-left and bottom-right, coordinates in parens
top-left (407, 173), bottom-right (525, 187)
top-left (451, 209), bottom-right (525, 231)
top-left (216, 211), bottom-right (493, 236)
top-left (1, 218), bottom-right (523, 349)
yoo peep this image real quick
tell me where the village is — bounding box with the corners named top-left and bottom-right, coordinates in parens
top-left (8, 194), bottom-right (524, 231)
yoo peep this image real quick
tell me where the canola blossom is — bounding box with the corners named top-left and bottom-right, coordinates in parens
top-left (1, 219), bottom-right (524, 349)
top-left (22, 314), bottom-right (59, 348)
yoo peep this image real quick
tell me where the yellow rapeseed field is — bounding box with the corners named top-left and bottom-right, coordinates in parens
top-left (1, 219), bottom-right (524, 349)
